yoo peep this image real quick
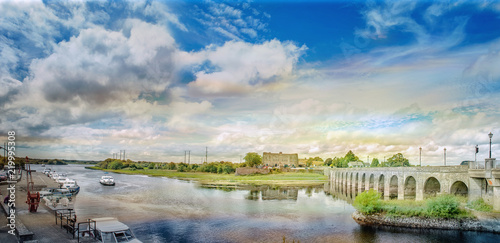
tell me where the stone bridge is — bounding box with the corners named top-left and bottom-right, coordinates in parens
top-left (326, 158), bottom-right (500, 210)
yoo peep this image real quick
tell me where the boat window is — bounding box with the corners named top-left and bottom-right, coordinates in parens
top-left (101, 232), bottom-right (114, 243)
top-left (114, 229), bottom-right (134, 242)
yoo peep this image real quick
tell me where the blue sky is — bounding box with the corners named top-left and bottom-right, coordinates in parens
top-left (1, 0), bottom-right (500, 165)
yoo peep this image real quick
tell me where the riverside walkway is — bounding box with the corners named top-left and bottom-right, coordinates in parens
top-left (0, 170), bottom-right (79, 243)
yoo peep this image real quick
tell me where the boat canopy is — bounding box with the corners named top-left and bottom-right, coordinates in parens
top-left (93, 217), bottom-right (130, 233)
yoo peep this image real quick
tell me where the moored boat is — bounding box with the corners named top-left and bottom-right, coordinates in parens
top-left (38, 187), bottom-right (73, 199)
top-left (88, 217), bottom-right (142, 242)
top-left (100, 175), bottom-right (115, 186)
top-left (62, 179), bottom-right (80, 195)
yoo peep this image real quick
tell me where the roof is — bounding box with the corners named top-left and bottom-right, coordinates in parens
top-left (92, 217), bottom-right (130, 233)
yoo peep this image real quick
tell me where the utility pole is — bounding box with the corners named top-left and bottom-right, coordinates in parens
top-left (184, 151), bottom-right (186, 164)
top-left (188, 150), bottom-right (190, 164)
top-left (123, 150), bottom-right (125, 161)
top-left (206, 147), bottom-right (208, 163)
top-left (444, 148), bottom-right (446, 166)
top-left (419, 147), bottom-right (422, 167)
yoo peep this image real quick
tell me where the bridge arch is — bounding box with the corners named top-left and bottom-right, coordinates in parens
top-left (450, 181), bottom-right (468, 197)
top-left (389, 175), bottom-right (398, 199)
top-left (361, 173), bottom-right (366, 192)
top-left (404, 176), bottom-right (416, 200)
top-left (424, 177), bottom-right (441, 198)
top-left (378, 174), bottom-right (385, 198)
top-left (354, 173), bottom-right (359, 197)
top-left (369, 174), bottom-right (375, 189)
top-left (350, 173), bottom-right (354, 195)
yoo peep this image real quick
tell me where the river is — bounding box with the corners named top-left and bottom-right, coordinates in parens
top-left (35, 164), bottom-right (500, 242)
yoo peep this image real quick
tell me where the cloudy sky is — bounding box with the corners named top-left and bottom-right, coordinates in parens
top-left (1, 0), bottom-right (500, 165)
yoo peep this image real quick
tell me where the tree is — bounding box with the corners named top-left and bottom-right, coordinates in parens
top-left (387, 153), bottom-right (410, 167)
top-left (324, 158), bottom-right (333, 166)
top-left (244, 152), bottom-right (262, 167)
top-left (370, 158), bottom-right (380, 167)
top-left (344, 150), bottom-right (359, 163)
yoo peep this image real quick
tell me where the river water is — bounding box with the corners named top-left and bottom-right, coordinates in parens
top-left (35, 164), bottom-right (500, 242)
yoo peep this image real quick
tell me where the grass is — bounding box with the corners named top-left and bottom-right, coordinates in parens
top-left (87, 166), bottom-right (328, 186)
top-left (467, 198), bottom-right (493, 212)
top-left (353, 190), bottom-right (473, 219)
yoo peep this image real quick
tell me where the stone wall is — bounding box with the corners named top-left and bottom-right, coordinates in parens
top-left (235, 167), bottom-right (270, 176)
top-left (262, 152), bottom-right (298, 167)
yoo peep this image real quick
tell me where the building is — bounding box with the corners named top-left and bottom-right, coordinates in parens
top-left (348, 161), bottom-right (367, 167)
top-left (262, 152), bottom-right (299, 167)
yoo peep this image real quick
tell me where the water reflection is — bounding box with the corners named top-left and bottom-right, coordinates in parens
top-left (29, 164), bottom-right (500, 243)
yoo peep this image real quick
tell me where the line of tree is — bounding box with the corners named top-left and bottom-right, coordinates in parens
top-left (96, 158), bottom-right (246, 174)
top-left (322, 151), bottom-right (410, 168)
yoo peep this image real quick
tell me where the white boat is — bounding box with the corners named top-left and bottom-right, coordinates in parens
top-left (100, 176), bottom-right (115, 186)
top-left (89, 217), bottom-right (141, 243)
top-left (38, 187), bottom-right (73, 199)
top-left (43, 168), bottom-right (51, 175)
top-left (53, 173), bottom-right (67, 181)
top-left (62, 179), bottom-right (80, 195)
top-left (49, 172), bottom-right (58, 178)
top-left (56, 177), bottom-right (69, 184)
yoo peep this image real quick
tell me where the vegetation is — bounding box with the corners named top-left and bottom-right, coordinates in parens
top-left (370, 158), bottom-right (380, 167)
top-left (354, 191), bottom-right (471, 219)
top-left (353, 189), bottom-right (383, 214)
top-left (88, 165), bottom-right (327, 186)
top-left (243, 152), bottom-right (262, 167)
top-left (305, 157), bottom-right (323, 167)
top-left (383, 153), bottom-right (410, 167)
top-left (467, 198), bottom-right (493, 212)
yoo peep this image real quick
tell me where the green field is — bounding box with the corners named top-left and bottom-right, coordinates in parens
top-left (87, 166), bottom-right (328, 186)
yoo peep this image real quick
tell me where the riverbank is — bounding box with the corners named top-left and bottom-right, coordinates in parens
top-left (352, 210), bottom-right (500, 233)
top-left (87, 166), bottom-right (328, 186)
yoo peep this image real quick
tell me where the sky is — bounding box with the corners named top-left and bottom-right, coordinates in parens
top-left (1, 0), bottom-right (500, 165)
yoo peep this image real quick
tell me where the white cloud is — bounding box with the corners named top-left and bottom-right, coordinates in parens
top-left (187, 40), bottom-right (306, 96)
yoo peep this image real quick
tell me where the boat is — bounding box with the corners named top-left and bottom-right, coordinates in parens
top-left (88, 217), bottom-right (142, 243)
top-left (41, 164), bottom-right (45, 167)
top-left (62, 179), bottom-right (80, 195)
top-left (53, 172), bottom-right (67, 181)
top-left (56, 177), bottom-right (69, 184)
top-left (100, 175), bottom-right (115, 186)
top-left (43, 168), bottom-right (51, 175)
top-left (38, 187), bottom-right (73, 199)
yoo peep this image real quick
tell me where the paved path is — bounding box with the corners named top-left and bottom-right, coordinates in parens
top-left (0, 170), bottom-right (80, 243)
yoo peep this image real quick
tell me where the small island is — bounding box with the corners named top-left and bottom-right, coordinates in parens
top-left (351, 189), bottom-right (500, 233)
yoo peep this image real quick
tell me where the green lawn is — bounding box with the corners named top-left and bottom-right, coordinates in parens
top-left (87, 166), bottom-right (327, 186)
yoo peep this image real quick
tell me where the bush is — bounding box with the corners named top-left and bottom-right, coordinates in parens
top-left (148, 163), bottom-right (155, 169)
top-left (467, 198), bottom-right (493, 212)
top-left (177, 164), bottom-right (187, 172)
top-left (108, 161), bottom-right (124, 170)
top-left (354, 189), bottom-right (382, 215)
top-left (426, 195), bottom-right (460, 218)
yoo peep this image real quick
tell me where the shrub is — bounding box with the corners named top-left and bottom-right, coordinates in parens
top-left (467, 198), bottom-right (493, 212)
top-left (354, 189), bottom-right (382, 215)
top-left (148, 163), bottom-right (155, 169)
top-left (426, 195), bottom-right (460, 218)
top-left (108, 161), bottom-right (124, 170)
top-left (177, 164), bottom-right (187, 172)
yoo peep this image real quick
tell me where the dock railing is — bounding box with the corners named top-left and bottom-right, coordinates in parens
top-left (55, 208), bottom-right (77, 236)
top-left (76, 219), bottom-right (97, 243)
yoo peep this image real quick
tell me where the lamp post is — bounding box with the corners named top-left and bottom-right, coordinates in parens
top-left (419, 147), bottom-right (422, 167)
top-left (489, 132), bottom-right (493, 159)
top-left (444, 148), bottom-right (446, 166)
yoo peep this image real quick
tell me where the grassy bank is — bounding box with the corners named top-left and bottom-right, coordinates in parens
top-left (87, 166), bottom-right (328, 186)
top-left (353, 189), bottom-right (474, 218)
